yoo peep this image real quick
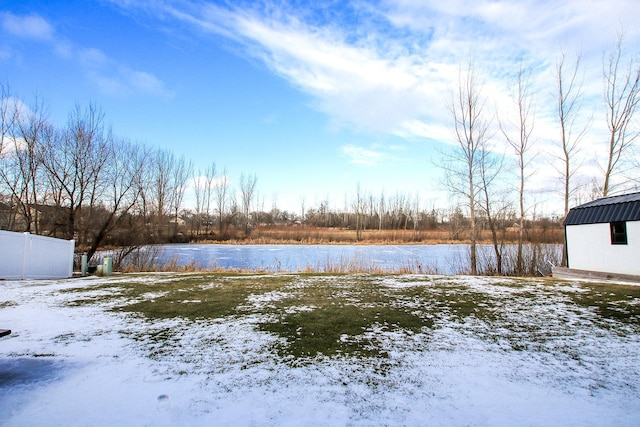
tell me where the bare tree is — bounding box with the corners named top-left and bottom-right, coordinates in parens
top-left (352, 183), bottom-right (365, 241)
top-left (630, 152), bottom-right (640, 190)
top-left (215, 168), bottom-right (230, 237)
top-left (388, 192), bottom-right (407, 230)
top-left (0, 84), bottom-right (18, 229)
top-left (41, 103), bottom-right (110, 242)
top-left (169, 155), bottom-right (193, 239)
top-left (2, 96), bottom-right (51, 233)
top-left (477, 146), bottom-right (507, 274)
top-left (442, 63), bottom-right (492, 275)
top-left (239, 172), bottom-right (258, 236)
top-left (500, 64), bottom-right (536, 276)
top-left (378, 190), bottom-right (385, 230)
top-left (191, 164), bottom-right (216, 238)
top-left (602, 31), bottom-right (640, 196)
top-left (132, 145), bottom-right (156, 242)
top-left (85, 138), bottom-right (145, 260)
top-left (192, 168), bottom-right (204, 237)
top-left (0, 83), bottom-right (18, 157)
top-left (152, 149), bottom-right (175, 239)
top-left (204, 163), bottom-right (216, 235)
top-left (555, 51), bottom-right (589, 217)
top-left (411, 193), bottom-right (421, 238)
top-left (299, 195), bottom-right (306, 224)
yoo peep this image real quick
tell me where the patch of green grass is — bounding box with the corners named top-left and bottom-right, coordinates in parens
top-left (260, 302), bottom-right (428, 358)
top-left (247, 276), bottom-right (431, 359)
top-left (119, 282), bottom-right (250, 320)
top-left (63, 274), bottom-right (293, 320)
top-left (563, 282), bottom-right (640, 325)
top-left (119, 275), bottom-right (297, 320)
top-left (64, 287), bottom-right (129, 307)
top-left (60, 273), bottom-right (640, 362)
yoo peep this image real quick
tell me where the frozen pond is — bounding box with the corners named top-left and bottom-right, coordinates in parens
top-left (125, 243), bottom-right (562, 274)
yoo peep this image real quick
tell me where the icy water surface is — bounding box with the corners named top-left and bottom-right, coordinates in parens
top-left (139, 243), bottom-right (562, 273)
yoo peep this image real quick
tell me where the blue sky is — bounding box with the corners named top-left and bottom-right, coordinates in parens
top-left (2, 0), bottom-right (639, 214)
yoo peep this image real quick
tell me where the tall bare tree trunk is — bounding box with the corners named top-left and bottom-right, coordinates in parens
top-left (555, 51), bottom-right (587, 266)
top-left (442, 62), bottom-right (492, 276)
top-left (602, 31), bottom-right (640, 197)
top-left (240, 172), bottom-right (258, 237)
top-left (500, 64), bottom-right (536, 276)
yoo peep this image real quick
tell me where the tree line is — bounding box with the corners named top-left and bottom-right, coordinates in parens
top-left (0, 88), bottom-right (244, 261)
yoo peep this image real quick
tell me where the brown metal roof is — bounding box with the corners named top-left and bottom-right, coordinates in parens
top-left (564, 192), bottom-right (640, 225)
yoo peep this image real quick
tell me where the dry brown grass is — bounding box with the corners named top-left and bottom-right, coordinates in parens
top-left (197, 225), bottom-right (564, 245)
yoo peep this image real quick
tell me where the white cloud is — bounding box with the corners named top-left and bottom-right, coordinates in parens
top-left (340, 144), bottom-right (384, 167)
top-left (138, 2), bottom-right (453, 135)
top-left (127, 70), bottom-right (170, 96)
top-left (136, 0), bottom-right (632, 139)
top-left (78, 47), bottom-right (110, 69)
top-left (395, 120), bottom-right (450, 142)
top-left (1, 12), bottom-right (54, 41)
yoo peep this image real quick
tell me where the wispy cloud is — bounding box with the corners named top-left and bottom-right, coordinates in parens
top-left (1, 11), bottom-right (172, 98)
top-left (94, 0), bottom-right (640, 154)
top-left (109, 1), bottom-right (446, 135)
top-left (111, 0), bottom-right (635, 146)
top-left (340, 144), bottom-right (385, 167)
top-left (1, 12), bottom-right (54, 41)
top-left (78, 47), bottom-right (173, 98)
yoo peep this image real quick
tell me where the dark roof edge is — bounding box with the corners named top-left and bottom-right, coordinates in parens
top-left (564, 192), bottom-right (640, 225)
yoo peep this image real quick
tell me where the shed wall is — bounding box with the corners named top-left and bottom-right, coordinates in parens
top-left (566, 221), bottom-right (640, 276)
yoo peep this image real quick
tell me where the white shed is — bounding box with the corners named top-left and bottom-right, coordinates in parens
top-left (557, 192), bottom-right (640, 280)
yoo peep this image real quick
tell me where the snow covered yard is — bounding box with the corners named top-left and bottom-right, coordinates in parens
top-left (1, 273), bottom-right (639, 426)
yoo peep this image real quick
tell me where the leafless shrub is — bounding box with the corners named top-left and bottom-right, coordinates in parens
top-left (119, 245), bottom-right (162, 272)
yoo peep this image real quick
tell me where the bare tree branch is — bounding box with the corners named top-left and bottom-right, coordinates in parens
top-left (602, 30), bottom-right (640, 196)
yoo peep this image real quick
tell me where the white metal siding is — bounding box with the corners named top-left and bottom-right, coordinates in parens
top-left (566, 221), bottom-right (640, 275)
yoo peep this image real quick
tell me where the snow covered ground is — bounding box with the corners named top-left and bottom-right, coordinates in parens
top-left (0, 274), bottom-right (639, 426)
